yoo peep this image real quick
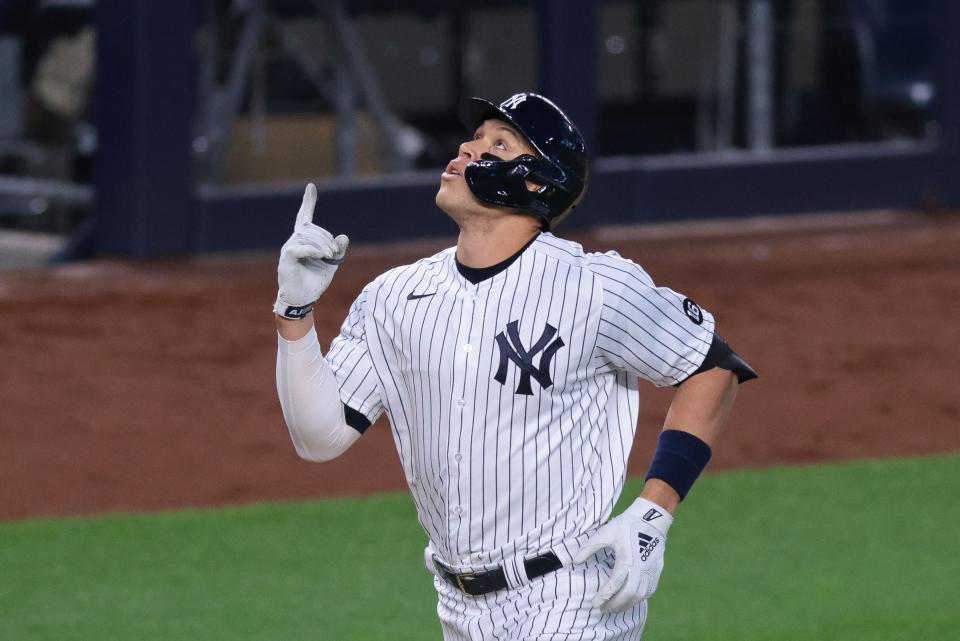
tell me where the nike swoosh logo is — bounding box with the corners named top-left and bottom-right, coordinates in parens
top-left (406, 292), bottom-right (436, 300)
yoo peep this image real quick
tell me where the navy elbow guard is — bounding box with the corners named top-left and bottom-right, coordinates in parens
top-left (685, 333), bottom-right (758, 384)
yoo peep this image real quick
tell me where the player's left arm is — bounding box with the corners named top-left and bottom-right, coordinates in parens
top-left (642, 331), bottom-right (757, 511)
top-left (576, 261), bottom-right (757, 612)
top-left (640, 365), bottom-right (739, 512)
top-left (575, 348), bottom-right (753, 613)
top-left (574, 357), bottom-right (752, 613)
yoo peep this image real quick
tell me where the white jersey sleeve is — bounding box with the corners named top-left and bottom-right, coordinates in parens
top-left (326, 285), bottom-right (386, 424)
top-left (591, 252), bottom-right (715, 386)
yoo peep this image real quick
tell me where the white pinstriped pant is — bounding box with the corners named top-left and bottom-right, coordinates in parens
top-left (430, 550), bottom-right (647, 641)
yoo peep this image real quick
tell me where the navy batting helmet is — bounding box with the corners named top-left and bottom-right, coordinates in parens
top-left (458, 92), bottom-right (590, 230)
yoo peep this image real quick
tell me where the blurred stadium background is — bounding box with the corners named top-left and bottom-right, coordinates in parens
top-left (2, 2), bottom-right (959, 640)
top-left (0, 0), bottom-right (957, 260)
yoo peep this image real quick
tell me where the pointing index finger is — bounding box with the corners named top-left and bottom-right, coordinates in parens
top-left (296, 183), bottom-right (318, 227)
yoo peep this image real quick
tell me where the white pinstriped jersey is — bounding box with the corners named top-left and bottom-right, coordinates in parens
top-left (326, 232), bottom-right (714, 572)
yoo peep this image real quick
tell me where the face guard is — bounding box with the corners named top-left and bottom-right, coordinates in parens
top-left (458, 93), bottom-right (590, 230)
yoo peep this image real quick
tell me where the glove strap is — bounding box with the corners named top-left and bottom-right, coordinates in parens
top-left (273, 299), bottom-right (315, 320)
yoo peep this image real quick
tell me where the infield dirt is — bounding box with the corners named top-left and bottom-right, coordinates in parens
top-left (2, 213), bottom-right (959, 520)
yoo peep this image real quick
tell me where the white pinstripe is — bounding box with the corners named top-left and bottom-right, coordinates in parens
top-left (325, 233), bottom-right (713, 638)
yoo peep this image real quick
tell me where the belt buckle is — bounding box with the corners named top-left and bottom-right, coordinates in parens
top-left (454, 570), bottom-right (476, 594)
top-left (434, 554), bottom-right (472, 594)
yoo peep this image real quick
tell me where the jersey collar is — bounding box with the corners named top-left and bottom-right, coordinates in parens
top-left (453, 232), bottom-right (541, 285)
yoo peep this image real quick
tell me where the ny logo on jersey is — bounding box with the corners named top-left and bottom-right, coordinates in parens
top-left (494, 320), bottom-right (565, 395)
top-left (500, 94), bottom-right (528, 110)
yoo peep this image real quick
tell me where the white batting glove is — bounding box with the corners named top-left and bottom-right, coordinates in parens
top-left (573, 497), bottom-right (673, 614)
top-left (273, 183), bottom-right (349, 319)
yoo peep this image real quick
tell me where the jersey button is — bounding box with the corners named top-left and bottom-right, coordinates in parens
top-left (463, 343), bottom-right (473, 353)
top-left (453, 506), bottom-right (463, 515)
top-left (453, 453), bottom-right (462, 462)
top-left (455, 398), bottom-right (466, 408)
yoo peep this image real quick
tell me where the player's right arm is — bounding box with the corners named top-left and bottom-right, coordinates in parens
top-left (276, 316), bottom-right (314, 341)
top-left (273, 183), bottom-right (361, 462)
top-left (276, 324), bottom-right (360, 461)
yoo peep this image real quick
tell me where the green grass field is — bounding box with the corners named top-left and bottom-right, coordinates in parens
top-left (2, 454), bottom-right (958, 641)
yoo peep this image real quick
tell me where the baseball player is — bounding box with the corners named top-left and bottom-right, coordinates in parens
top-left (274, 93), bottom-right (756, 640)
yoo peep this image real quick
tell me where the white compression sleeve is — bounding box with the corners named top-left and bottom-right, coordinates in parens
top-left (276, 326), bottom-right (361, 462)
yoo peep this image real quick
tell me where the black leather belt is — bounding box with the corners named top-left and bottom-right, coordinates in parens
top-left (433, 552), bottom-right (563, 596)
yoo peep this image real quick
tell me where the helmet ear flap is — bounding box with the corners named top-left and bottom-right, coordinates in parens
top-left (464, 153), bottom-right (583, 229)
top-left (523, 159), bottom-right (567, 192)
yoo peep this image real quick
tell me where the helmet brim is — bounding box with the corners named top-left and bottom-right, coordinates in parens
top-left (457, 97), bottom-right (544, 159)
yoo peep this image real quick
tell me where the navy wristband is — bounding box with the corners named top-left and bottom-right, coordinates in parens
top-left (645, 429), bottom-right (713, 501)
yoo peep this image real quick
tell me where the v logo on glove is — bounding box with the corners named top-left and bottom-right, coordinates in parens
top-left (642, 508), bottom-right (663, 522)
